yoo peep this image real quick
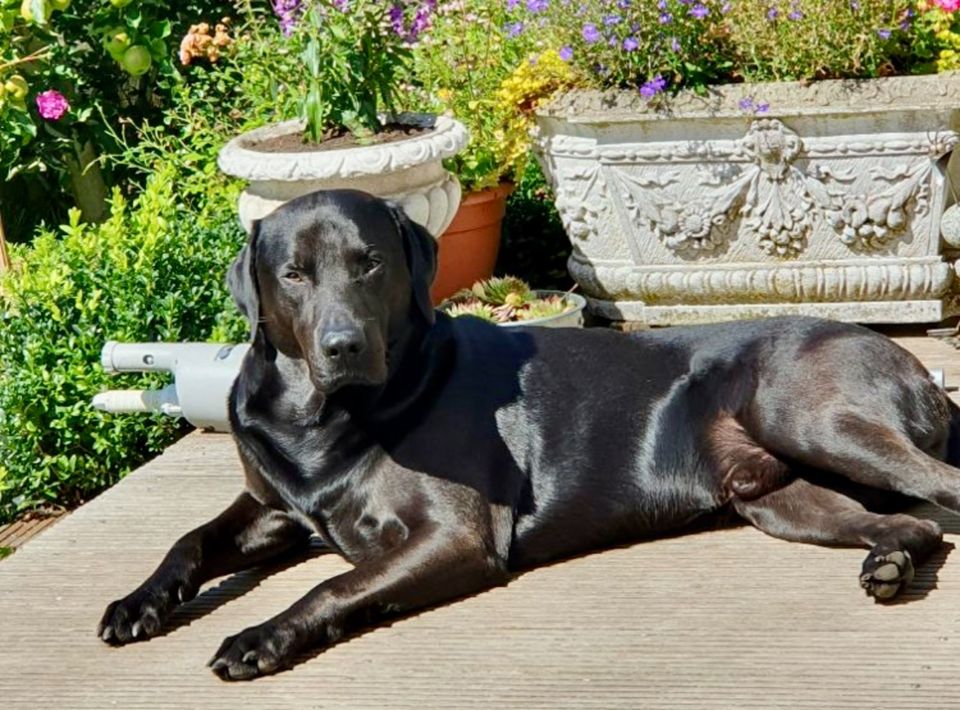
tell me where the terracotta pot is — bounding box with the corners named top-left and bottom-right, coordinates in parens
top-left (431, 183), bottom-right (513, 304)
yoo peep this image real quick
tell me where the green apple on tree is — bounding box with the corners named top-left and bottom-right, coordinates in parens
top-left (120, 45), bottom-right (151, 76)
top-left (20, 0), bottom-right (47, 23)
top-left (102, 27), bottom-right (131, 60)
top-left (4, 75), bottom-right (29, 103)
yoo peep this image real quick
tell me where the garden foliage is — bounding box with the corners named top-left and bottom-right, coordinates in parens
top-left (0, 0), bottom-right (237, 240)
top-left (503, 0), bottom-right (958, 98)
top-left (0, 169), bottom-right (247, 521)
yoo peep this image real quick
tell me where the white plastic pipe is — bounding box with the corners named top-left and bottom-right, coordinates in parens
top-left (94, 342), bottom-right (249, 432)
top-left (91, 384), bottom-right (181, 416)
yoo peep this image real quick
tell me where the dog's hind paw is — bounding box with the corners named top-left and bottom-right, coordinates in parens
top-left (860, 549), bottom-right (914, 601)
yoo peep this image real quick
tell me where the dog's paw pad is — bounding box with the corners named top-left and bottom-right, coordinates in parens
top-left (860, 549), bottom-right (914, 601)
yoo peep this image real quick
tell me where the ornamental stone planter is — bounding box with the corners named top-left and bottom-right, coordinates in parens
top-left (217, 113), bottom-right (468, 236)
top-left (534, 73), bottom-right (960, 325)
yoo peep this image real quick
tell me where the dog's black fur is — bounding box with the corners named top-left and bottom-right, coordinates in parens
top-left (99, 189), bottom-right (960, 680)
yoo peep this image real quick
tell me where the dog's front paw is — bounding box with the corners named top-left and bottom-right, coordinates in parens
top-left (97, 579), bottom-right (196, 645)
top-left (860, 548), bottom-right (914, 601)
top-left (208, 621), bottom-right (302, 681)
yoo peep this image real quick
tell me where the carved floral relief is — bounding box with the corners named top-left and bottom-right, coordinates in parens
top-left (600, 119), bottom-right (956, 258)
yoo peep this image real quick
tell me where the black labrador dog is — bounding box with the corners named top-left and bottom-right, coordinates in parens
top-left (99, 189), bottom-right (960, 680)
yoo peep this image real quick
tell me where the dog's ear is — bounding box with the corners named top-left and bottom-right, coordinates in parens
top-left (227, 220), bottom-right (261, 341)
top-left (389, 203), bottom-right (437, 324)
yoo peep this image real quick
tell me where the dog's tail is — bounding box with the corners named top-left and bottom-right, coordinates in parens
top-left (946, 398), bottom-right (960, 468)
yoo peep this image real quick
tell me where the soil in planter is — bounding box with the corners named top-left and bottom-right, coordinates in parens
top-left (250, 124), bottom-right (430, 154)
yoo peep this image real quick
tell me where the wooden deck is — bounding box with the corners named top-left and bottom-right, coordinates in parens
top-left (1, 331), bottom-right (960, 708)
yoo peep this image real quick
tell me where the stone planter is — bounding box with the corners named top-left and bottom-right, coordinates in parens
top-left (217, 113), bottom-right (468, 236)
top-left (535, 74), bottom-right (960, 324)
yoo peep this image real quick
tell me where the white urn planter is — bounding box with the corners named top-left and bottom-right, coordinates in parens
top-left (535, 73), bottom-right (960, 324)
top-left (217, 113), bottom-right (468, 236)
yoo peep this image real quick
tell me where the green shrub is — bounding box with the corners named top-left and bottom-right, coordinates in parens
top-left (0, 166), bottom-right (246, 522)
top-left (411, 0), bottom-right (538, 191)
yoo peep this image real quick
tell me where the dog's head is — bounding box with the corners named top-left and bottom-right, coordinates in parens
top-left (227, 189), bottom-right (437, 393)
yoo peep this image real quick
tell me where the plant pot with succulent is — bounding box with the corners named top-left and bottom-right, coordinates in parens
top-left (217, 0), bottom-right (468, 236)
top-left (412, 0), bottom-right (577, 302)
top-left (440, 275), bottom-right (586, 328)
top-left (522, 0), bottom-right (960, 325)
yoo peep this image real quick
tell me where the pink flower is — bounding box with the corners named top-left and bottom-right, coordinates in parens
top-left (36, 90), bottom-right (69, 121)
top-left (935, 0), bottom-right (960, 11)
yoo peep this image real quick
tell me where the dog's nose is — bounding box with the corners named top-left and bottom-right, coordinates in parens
top-left (320, 329), bottom-right (365, 360)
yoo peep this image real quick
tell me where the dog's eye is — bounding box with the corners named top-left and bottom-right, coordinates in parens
top-left (362, 252), bottom-right (383, 276)
top-left (282, 270), bottom-right (304, 283)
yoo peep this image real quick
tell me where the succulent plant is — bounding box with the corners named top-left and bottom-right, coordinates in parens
top-left (516, 296), bottom-right (568, 321)
top-left (442, 276), bottom-right (575, 325)
top-left (445, 301), bottom-right (498, 323)
top-left (470, 276), bottom-right (534, 307)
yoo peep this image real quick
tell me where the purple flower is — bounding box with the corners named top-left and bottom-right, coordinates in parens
top-left (559, 45), bottom-right (574, 61)
top-left (389, 4), bottom-right (405, 35)
top-left (657, 0), bottom-right (667, 8)
top-left (850, 0), bottom-right (860, 9)
top-left (767, 7), bottom-right (778, 20)
top-left (408, 6), bottom-right (433, 41)
top-left (527, 0), bottom-right (549, 12)
top-left (738, 96), bottom-right (754, 111)
top-left (332, 0), bottom-right (349, 10)
top-left (755, 101), bottom-right (770, 113)
top-left (788, 9), bottom-right (803, 19)
top-left (689, 3), bottom-right (708, 18)
top-left (272, 0), bottom-right (303, 36)
top-left (582, 22), bottom-right (601, 43)
top-left (670, 36), bottom-right (681, 51)
top-left (507, 20), bottom-right (524, 37)
top-left (507, 0), bottom-right (519, 9)
top-left (36, 90), bottom-right (69, 121)
top-left (640, 74), bottom-right (667, 98)
top-left (604, 14), bottom-right (621, 24)
top-left (721, 1), bottom-right (731, 12)
top-left (617, 0), bottom-right (631, 7)
top-left (877, 28), bottom-right (891, 39)
top-left (659, 11), bottom-right (673, 23)
top-left (623, 36), bottom-right (639, 51)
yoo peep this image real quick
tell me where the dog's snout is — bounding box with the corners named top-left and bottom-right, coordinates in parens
top-left (320, 329), bottom-right (365, 360)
